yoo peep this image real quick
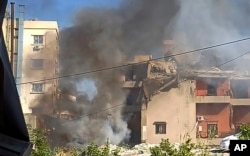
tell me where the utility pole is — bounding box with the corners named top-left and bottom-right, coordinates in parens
top-left (10, 2), bottom-right (15, 72)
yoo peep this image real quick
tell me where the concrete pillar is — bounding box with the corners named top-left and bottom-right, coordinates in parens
top-left (141, 103), bottom-right (147, 143)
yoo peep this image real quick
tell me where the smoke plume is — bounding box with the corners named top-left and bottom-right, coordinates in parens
top-left (53, 0), bottom-right (179, 146)
top-left (167, 0), bottom-right (250, 70)
top-left (32, 0), bottom-right (250, 147)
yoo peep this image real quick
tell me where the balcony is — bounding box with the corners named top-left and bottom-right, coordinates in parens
top-left (230, 99), bottom-right (250, 106)
top-left (196, 96), bottom-right (230, 103)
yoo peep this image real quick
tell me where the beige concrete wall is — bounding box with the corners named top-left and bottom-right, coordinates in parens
top-left (196, 96), bottom-right (230, 103)
top-left (20, 21), bottom-right (59, 114)
top-left (24, 21), bottom-right (58, 29)
top-left (2, 19), bottom-right (59, 114)
top-left (146, 80), bottom-right (196, 144)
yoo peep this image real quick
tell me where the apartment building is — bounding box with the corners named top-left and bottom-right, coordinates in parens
top-left (21, 20), bottom-right (59, 115)
top-left (195, 70), bottom-right (250, 138)
top-left (121, 52), bottom-right (250, 145)
top-left (2, 6), bottom-right (59, 127)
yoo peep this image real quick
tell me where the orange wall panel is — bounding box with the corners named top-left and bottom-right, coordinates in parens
top-left (233, 106), bottom-right (250, 124)
top-left (196, 90), bottom-right (207, 96)
top-left (196, 80), bottom-right (207, 96)
top-left (196, 103), bottom-right (231, 138)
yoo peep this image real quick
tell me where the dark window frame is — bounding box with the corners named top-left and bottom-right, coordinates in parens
top-left (31, 83), bottom-right (45, 93)
top-left (207, 123), bottom-right (218, 138)
top-left (207, 84), bottom-right (217, 96)
top-left (154, 122), bottom-right (167, 134)
top-left (32, 35), bottom-right (44, 45)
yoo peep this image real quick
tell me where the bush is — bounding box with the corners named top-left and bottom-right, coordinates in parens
top-left (150, 134), bottom-right (195, 156)
top-left (239, 123), bottom-right (250, 140)
top-left (27, 125), bottom-right (53, 156)
top-left (81, 139), bottom-right (121, 156)
top-left (27, 125), bottom-right (118, 156)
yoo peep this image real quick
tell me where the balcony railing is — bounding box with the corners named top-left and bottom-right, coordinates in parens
top-left (197, 131), bottom-right (233, 138)
top-left (230, 99), bottom-right (250, 105)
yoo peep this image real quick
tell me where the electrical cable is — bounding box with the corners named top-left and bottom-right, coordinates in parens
top-left (178, 50), bottom-right (250, 84)
top-left (16, 37), bottom-right (250, 85)
top-left (61, 50), bottom-right (250, 124)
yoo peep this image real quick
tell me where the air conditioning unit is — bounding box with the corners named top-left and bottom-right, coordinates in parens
top-left (33, 45), bottom-right (40, 51)
top-left (197, 116), bottom-right (204, 121)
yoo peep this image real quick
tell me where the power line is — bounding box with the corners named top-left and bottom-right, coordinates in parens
top-left (207, 51), bottom-right (250, 71)
top-left (197, 51), bottom-right (250, 75)
top-left (61, 49), bottom-right (250, 124)
top-left (16, 37), bottom-right (250, 85)
top-left (178, 50), bottom-right (250, 84)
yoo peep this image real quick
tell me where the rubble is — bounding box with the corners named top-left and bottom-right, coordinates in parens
top-left (107, 143), bottom-right (223, 156)
top-left (108, 143), bottom-right (158, 156)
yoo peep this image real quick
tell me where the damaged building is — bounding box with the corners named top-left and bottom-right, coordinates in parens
top-left (18, 33), bottom-right (250, 146)
top-left (42, 39), bottom-right (250, 146)
top-left (120, 47), bottom-right (250, 144)
top-left (120, 54), bottom-right (196, 144)
top-left (194, 68), bottom-right (250, 138)
top-left (3, 0), bottom-right (250, 148)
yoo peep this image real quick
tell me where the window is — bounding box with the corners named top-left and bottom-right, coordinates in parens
top-left (31, 83), bottom-right (44, 93)
top-left (154, 122), bottom-right (167, 134)
top-left (33, 35), bottom-right (44, 45)
top-left (207, 123), bottom-right (218, 138)
top-left (207, 84), bottom-right (216, 96)
top-left (31, 59), bottom-right (44, 69)
top-left (231, 80), bottom-right (249, 98)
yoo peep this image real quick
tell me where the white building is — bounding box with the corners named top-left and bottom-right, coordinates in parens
top-left (2, 6), bottom-right (59, 126)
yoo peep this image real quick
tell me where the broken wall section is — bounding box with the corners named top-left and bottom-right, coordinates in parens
top-left (146, 80), bottom-right (196, 144)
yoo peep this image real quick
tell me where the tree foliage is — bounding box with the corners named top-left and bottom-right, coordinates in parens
top-left (239, 123), bottom-right (250, 140)
top-left (150, 135), bottom-right (195, 156)
top-left (27, 125), bottom-right (53, 156)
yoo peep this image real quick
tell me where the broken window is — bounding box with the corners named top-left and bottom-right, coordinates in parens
top-left (207, 84), bottom-right (216, 96)
top-left (207, 123), bottom-right (218, 138)
top-left (230, 79), bottom-right (250, 98)
top-left (154, 122), bottom-right (166, 134)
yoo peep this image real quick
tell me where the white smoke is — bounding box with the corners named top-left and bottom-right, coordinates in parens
top-left (76, 79), bottom-right (98, 101)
